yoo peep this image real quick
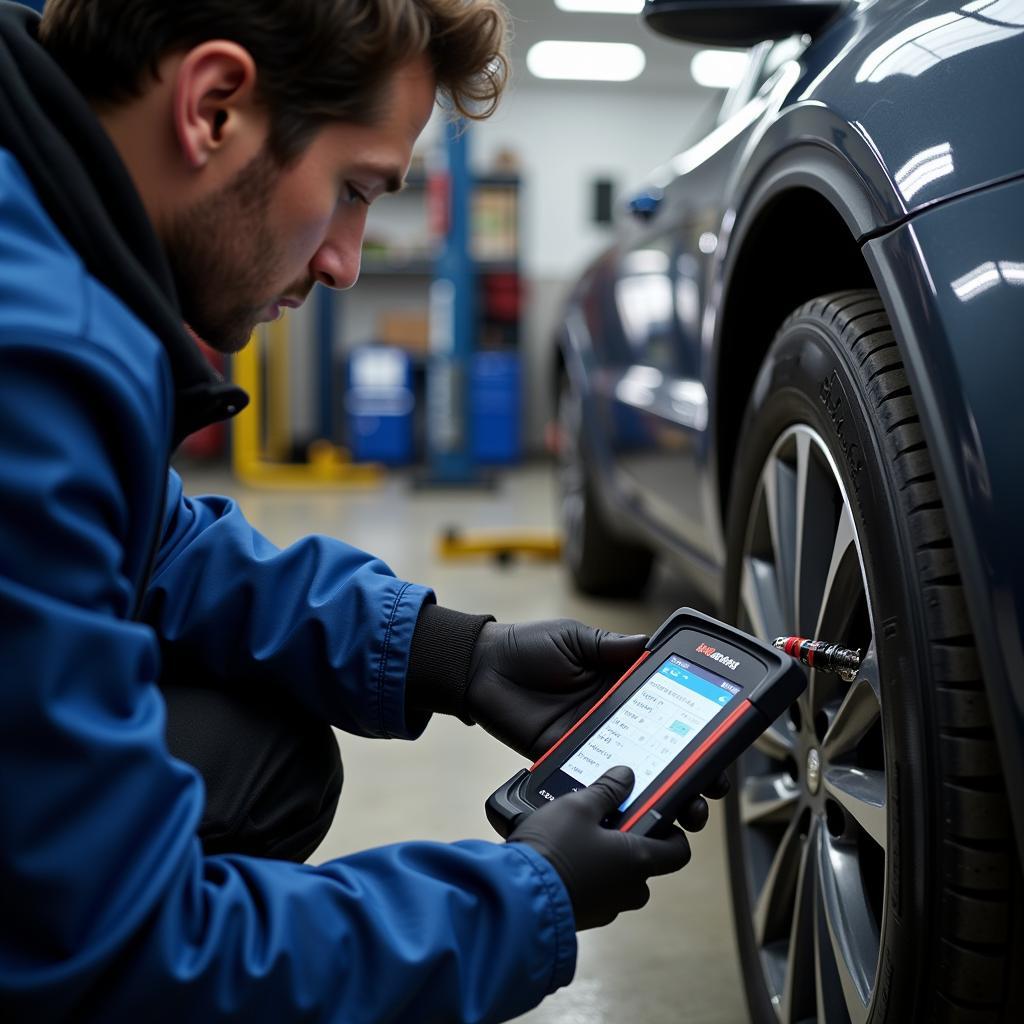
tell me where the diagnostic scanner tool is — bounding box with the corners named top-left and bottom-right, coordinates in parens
top-left (486, 608), bottom-right (806, 838)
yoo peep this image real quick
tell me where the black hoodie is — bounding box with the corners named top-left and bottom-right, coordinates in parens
top-left (0, 2), bottom-right (247, 445)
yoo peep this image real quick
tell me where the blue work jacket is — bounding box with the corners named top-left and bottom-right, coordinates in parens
top-left (0, 148), bottom-right (576, 1020)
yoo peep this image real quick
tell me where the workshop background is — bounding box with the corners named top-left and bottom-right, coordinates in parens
top-left (15, 0), bottom-right (1024, 1019)
top-left (172, 2), bottom-right (746, 1021)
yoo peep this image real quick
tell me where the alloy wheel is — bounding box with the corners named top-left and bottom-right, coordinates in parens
top-left (735, 424), bottom-right (886, 1024)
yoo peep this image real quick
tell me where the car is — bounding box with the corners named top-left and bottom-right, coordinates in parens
top-left (553, 1), bottom-right (1024, 1021)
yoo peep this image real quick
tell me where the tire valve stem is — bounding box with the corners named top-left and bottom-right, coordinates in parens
top-left (773, 636), bottom-right (863, 682)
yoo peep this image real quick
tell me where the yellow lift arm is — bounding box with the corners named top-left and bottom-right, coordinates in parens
top-left (231, 319), bottom-right (382, 489)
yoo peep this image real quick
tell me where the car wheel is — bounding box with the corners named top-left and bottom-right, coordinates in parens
top-left (557, 375), bottom-right (653, 598)
top-left (722, 291), bottom-right (1020, 1023)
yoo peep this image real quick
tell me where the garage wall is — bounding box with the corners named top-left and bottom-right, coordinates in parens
top-left (467, 84), bottom-right (717, 451)
top-left (470, 84), bottom-right (714, 278)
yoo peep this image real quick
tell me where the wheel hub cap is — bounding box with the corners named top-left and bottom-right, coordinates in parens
top-left (806, 748), bottom-right (822, 795)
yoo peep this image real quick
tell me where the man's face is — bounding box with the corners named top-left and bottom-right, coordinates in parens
top-left (166, 57), bottom-right (437, 353)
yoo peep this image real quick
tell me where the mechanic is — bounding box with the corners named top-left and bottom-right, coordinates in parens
top-left (0, 2), bottom-right (721, 1021)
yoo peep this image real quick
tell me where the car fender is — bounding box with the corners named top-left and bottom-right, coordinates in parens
top-left (864, 175), bottom-right (1024, 860)
top-left (727, 99), bottom-right (903, 240)
top-left (785, 0), bottom-right (1024, 217)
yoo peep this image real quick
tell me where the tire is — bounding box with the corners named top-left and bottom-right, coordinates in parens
top-left (557, 375), bottom-right (653, 598)
top-left (722, 291), bottom-right (1021, 1023)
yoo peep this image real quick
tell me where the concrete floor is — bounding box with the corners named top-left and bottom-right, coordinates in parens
top-left (178, 462), bottom-right (749, 1024)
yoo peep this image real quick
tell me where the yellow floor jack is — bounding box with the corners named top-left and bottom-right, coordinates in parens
top-left (437, 526), bottom-right (563, 566)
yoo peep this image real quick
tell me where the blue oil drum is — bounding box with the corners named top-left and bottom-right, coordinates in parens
top-left (346, 346), bottom-right (415, 465)
top-left (471, 351), bottom-right (521, 464)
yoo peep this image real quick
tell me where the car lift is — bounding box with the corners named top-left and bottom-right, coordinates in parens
top-left (231, 313), bottom-right (383, 489)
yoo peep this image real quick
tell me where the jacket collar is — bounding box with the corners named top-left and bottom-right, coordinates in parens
top-left (0, 3), bottom-right (248, 446)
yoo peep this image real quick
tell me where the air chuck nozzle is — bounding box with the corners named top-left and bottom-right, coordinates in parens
top-left (773, 636), bottom-right (863, 682)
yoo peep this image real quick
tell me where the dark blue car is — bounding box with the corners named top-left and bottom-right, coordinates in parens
top-left (555, 2), bottom-right (1024, 1020)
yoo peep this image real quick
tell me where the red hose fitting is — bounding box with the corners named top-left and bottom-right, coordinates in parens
top-left (773, 636), bottom-right (862, 682)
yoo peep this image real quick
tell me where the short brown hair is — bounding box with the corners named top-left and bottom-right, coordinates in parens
top-left (39, 0), bottom-right (510, 161)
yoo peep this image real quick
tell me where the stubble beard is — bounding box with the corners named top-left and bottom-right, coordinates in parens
top-left (165, 149), bottom-right (282, 354)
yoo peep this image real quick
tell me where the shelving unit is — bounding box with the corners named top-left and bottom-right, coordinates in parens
top-left (328, 156), bottom-right (525, 465)
top-left (353, 170), bottom-right (523, 359)
top-left (226, 135), bottom-right (525, 481)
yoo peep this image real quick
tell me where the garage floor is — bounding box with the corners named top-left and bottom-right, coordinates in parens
top-left (178, 462), bottom-right (749, 1024)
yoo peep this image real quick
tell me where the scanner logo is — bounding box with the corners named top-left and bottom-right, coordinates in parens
top-left (695, 643), bottom-right (740, 672)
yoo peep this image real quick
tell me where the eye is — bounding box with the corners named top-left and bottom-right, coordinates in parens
top-left (344, 183), bottom-right (370, 207)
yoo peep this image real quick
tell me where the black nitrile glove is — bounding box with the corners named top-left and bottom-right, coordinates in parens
top-left (404, 609), bottom-right (645, 755)
top-left (675, 771), bottom-right (730, 832)
top-left (509, 766), bottom-right (691, 930)
top-left (465, 619), bottom-right (649, 759)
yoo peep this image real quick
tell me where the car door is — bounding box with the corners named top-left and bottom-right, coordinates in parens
top-left (598, 43), bottom-right (783, 560)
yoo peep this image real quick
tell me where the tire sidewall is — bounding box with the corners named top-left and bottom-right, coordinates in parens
top-left (722, 316), bottom-right (934, 1023)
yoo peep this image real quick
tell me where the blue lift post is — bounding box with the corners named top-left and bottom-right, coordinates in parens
top-left (419, 118), bottom-right (491, 488)
top-left (424, 122), bottom-right (560, 562)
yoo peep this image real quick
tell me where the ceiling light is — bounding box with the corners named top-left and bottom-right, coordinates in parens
top-left (690, 49), bottom-right (749, 90)
top-left (527, 41), bottom-right (647, 82)
top-left (554, 1), bottom-right (645, 12)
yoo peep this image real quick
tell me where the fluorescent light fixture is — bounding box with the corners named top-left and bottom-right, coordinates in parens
top-left (527, 40), bottom-right (646, 82)
top-left (554, 0), bottom-right (645, 12)
top-left (690, 49), bottom-right (749, 90)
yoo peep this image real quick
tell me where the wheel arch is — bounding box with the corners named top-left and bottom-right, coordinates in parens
top-left (714, 150), bottom-right (882, 531)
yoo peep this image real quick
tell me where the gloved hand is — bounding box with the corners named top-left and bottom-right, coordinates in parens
top-left (509, 765), bottom-right (691, 930)
top-left (466, 619), bottom-right (648, 759)
top-left (674, 770), bottom-right (731, 831)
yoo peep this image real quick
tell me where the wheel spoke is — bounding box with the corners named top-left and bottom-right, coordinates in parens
top-left (816, 832), bottom-right (879, 1024)
top-left (794, 431), bottom-right (841, 637)
top-left (754, 718), bottom-right (796, 761)
top-left (793, 430), bottom-right (811, 635)
top-left (808, 502), bottom-right (860, 715)
top-left (821, 678), bottom-right (881, 762)
top-left (753, 813), bottom-right (805, 947)
top-left (779, 818), bottom-right (819, 1024)
top-left (762, 455), bottom-right (798, 627)
top-left (813, 500), bottom-right (858, 640)
top-left (814, 857), bottom-right (853, 1024)
top-left (741, 556), bottom-right (788, 643)
top-left (855, 642), bottom-right (881, 698)
top-left (741, 771), bottom-right (801, 826)
top-left (823, 767), bottom-right (887, 851)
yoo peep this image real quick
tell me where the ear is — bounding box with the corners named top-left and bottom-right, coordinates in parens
top-left (172, 41), bottom-right (264, 169)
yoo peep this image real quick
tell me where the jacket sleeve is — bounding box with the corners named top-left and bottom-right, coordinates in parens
top-left (143, 470), bottom-right (433, 740)
top-left (0, 330), bottom-right (576, 1023)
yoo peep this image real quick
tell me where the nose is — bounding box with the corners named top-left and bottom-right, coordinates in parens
top-left (310, 209), bottom-right (365, 291)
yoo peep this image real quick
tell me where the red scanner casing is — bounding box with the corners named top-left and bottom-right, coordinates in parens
top-left (485, 608), bottom-right (806, 838)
